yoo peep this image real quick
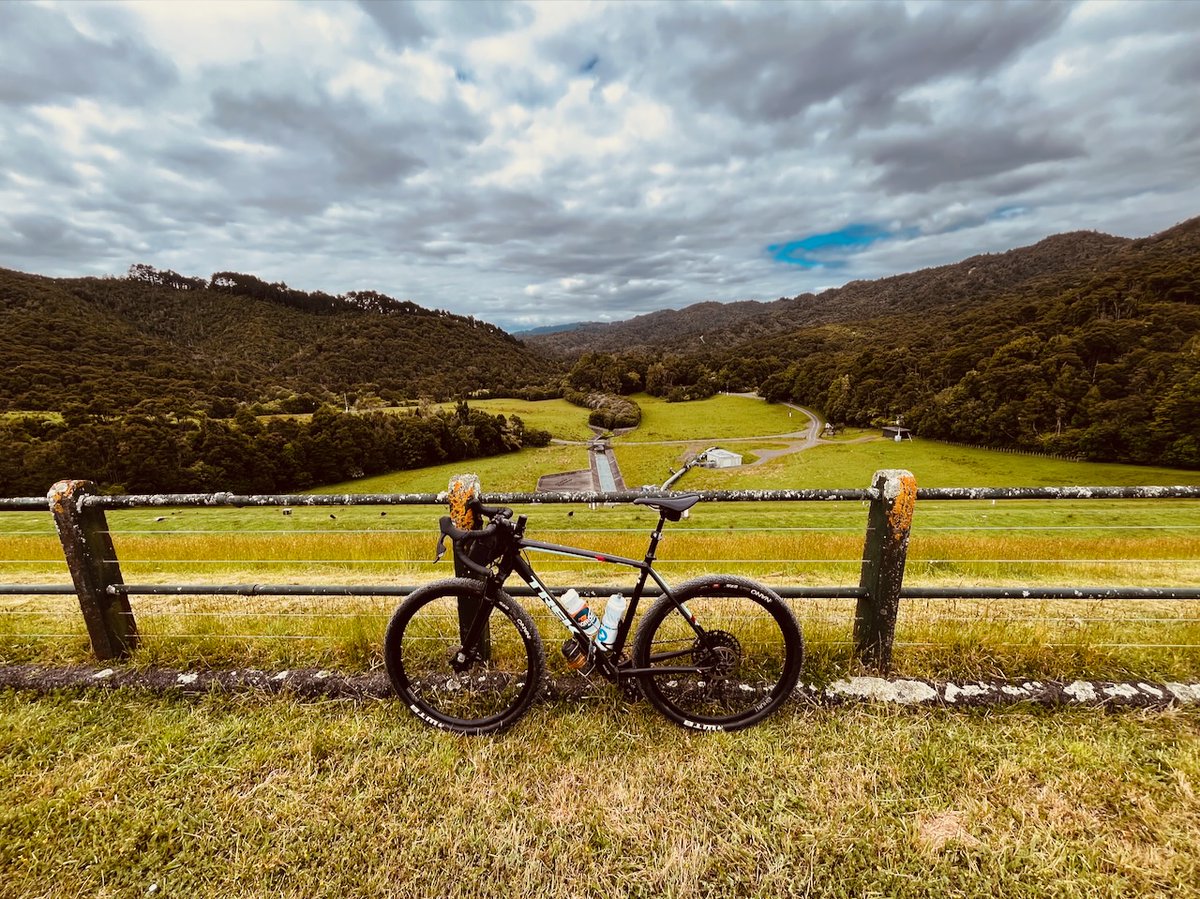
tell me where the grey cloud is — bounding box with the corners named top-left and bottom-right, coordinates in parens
top-left (356, 1), bottom-right (534, 52)
top-left (1068, 0), bottom-right (1200, 42)
top-left (0, 126), bottom-right (82, 188)
top-left (1, 1), bottom-right (1198, 330)
top-left (867, 127), bottom-right (1085, 193)
top-left (0, 213), bottom-right (118, 262)
top-left (648, 1), bottom-right (1073, 127)
top-left (199, 84), bottom-right (494, 221)
top-left (1167, 39), bottom-right (1200, 88)
top-left (422, 0), bottom-right (534, 39)
top-left (0, 3), bottom-right (176, 107)
top-left (208, 90), bottom-right (424, 188)
top-left (356, 1), bottom-right (431, 48)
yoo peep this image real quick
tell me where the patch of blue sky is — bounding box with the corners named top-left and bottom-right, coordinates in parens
top-left (767, 224), bottom-right (893, 268)
top-left (990, 205), bottom-right (1028, 220)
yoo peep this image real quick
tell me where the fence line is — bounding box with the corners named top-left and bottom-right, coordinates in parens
top-left (2, 474), bottom-right (1199, 669)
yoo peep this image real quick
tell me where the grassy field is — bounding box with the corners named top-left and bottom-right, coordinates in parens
top-left (264, 398), bottom-right (597, 442)
top-left (441, 397), bottom-right (596, 441)
top-left (2, 397), bottom-right (1198, 680)
top-left (3, 398), bottom-right (1200, 899)
top-left (310, 443), bottom-right (590, 495)
top-left (680, 437), bottom-right (1200, 491)
top-left (618, 393), bottom-right (800, 442)
top-left (1, 691), bottom-right (1198, 898)
top-left (1, 492), bottom-right (1198, 679)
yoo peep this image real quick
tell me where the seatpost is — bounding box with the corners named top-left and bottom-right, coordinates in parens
top-left (643, 514), bottom-right (668, 565)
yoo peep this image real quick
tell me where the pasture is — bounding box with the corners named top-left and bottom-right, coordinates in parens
top-left (618, 392), bottom-right (801, 442)
top-left (1, 692), bottom-right (1198, 898)
top-left (2, 392), bottom-right (1198, 681)
top-left (3, 394), bottom-right (1200, 898)
top-left (433, 397), bottom-right (597, 442)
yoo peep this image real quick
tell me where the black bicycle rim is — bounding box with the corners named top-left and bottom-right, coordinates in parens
top-left (634, 577), bottom-right (802, 731)
top-left (384, 580), bottom-right (543, 734)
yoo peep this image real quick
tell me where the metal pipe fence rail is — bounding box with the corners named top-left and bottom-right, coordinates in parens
top-left (1, 474), bottom-right (1198, 670)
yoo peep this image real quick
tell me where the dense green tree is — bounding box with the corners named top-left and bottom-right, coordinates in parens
top-left (0, 404), bottom-right (540, 496)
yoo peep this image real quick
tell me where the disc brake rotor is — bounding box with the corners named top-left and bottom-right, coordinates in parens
top-left (692, 630), bottom-right (742, 678)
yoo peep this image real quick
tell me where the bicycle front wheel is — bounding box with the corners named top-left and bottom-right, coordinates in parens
top-left (632, 575), bottom-right (803, 731)
top-left (384, 578), bottom-right (545, 735)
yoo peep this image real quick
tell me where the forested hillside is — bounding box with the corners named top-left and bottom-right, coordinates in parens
top-left (529, 230), bottom-right (1131, 355)
top-left (0, 266), bottom-right (560, 414)
top-left (541, 218), bottom-right (1200, 468)
top-left (756, 219), bottom-right (1200, 466)
top-left (2, 216), bottom-right (1197, 488)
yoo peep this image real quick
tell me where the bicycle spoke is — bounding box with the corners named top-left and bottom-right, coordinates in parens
top-left (635, 580), bottom-right (802, 728)
top-left (385, 582), bottom-right (543, 733)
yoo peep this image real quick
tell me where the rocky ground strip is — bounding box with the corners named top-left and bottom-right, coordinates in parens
top-left (2, 664), bottom-right (1198, 709)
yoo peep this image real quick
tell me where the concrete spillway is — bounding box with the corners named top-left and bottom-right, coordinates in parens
top-left (589, 439), bottom-right (625, 492)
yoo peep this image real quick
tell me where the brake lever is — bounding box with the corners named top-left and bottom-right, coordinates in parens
top-left (434, 531), bottom-right (448, 563)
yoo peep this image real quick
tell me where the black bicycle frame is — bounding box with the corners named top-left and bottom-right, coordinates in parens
top-left (482, 515), bottom-right (708, 680)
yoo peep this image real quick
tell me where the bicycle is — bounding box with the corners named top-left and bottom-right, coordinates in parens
top-left (383, 494), bottom-right (804, 734)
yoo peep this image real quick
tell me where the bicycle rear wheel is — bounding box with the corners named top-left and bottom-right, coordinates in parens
top-left (632, 575), bottom-right (803, 731)
top-left (384, 578), bottom-right (545, 735)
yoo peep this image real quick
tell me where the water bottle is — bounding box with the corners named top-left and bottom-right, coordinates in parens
top-left (561, 636), bottom-right (593, 673)
top-left (559, 589), bottom-right (600, 640)
top-left (559, 589), bottom-right (600, 672)
top-left (596, 593), bottom-right (627, 651)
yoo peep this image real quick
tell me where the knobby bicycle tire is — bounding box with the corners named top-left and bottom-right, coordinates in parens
top-left (632, 574), bottom-right (803, 731)
top-left (384, 578), bottom-right (545, 735)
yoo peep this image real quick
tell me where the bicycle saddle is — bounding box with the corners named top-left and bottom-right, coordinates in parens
top-left (633, 493), bottom-right (700, 521)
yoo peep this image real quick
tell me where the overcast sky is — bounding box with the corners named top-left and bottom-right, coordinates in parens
top-left (3, 1), bottom-right (1199, 330)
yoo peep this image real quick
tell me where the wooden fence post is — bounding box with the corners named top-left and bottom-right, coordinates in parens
top-left (446, 474), bottom-right (491, 658)
top-left (854, 469), bottom-right (916, 671)
top-left (48, 479), bottom-right (138, 660)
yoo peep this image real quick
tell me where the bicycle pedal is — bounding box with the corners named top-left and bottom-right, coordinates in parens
top-left (621, 681), bottom-right (644, 702)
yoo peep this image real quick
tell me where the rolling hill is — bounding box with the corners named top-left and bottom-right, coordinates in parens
top-left (0, 267), bottom-right (561, 414)
top-left (528, 230), bottom-right (1133, 355)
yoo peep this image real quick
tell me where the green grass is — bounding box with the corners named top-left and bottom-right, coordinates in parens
top-left (2, 494), bottom-right (1198, 678)
top-left (614, 442), bottom-right (789, 488)
top-left (618, 393), bottom-right (801, 442)
top-left (440, 398), bottom-right (596, 441)
top-left (614, 442), bottom-right (695, 488)
top-left (261, 399), bottom-right (596, 441)
top-left (310, 443), bottom-right (590, 495)
top-left (1, 692), bottom-right (1198, 898)
top-left (2, 422), bottom-right (1199, 680)
top-left (683, 436), bottom-right (1200, 490)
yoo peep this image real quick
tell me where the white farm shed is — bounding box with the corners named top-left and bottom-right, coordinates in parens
top-left (700, 448), bottom-right (742, 468)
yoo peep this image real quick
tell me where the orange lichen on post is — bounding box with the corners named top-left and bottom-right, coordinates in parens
top-left (887, 472), bottom-right (917, 540)
top-left (48, 478), bottom-right (79, 516)
top-left (446, 474), bottom-right (481, 530)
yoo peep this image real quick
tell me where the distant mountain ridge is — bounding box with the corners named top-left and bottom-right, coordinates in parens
top-left (528, 230), bottom-right (1134, 355)
top-left (512, 322), bottom-right (592, 337)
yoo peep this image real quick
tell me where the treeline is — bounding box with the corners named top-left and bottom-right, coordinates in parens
top-left (130, 264), bottom-right (492, 325)
top-left (563, 390), bottom-right (642, 430)
top-left (562, 350), bottom-right (726, 402)
top-left (0, 404), bottom-right (550, 496)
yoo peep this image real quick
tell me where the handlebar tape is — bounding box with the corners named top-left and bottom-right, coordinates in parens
top-left (439, 516), bottom-right (501, 543)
